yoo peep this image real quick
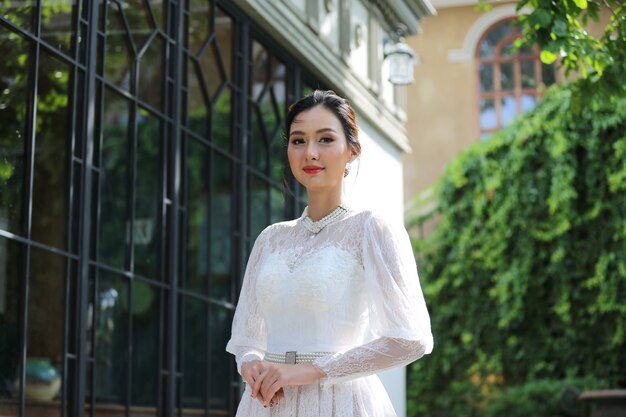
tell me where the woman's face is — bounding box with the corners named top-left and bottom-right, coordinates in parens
top-left (287, 106), bottom-right (355, 193)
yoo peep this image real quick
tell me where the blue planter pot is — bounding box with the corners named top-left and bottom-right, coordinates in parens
top-left (14, 358), bottom-right (62, 401)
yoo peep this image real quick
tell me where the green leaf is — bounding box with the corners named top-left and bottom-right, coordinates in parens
top-left (573, 0), bottom-right (588, 9)
top-left (533, 8), bottom-right (552, 27)
top-left (552, 19), bottom-right (568, 37)
top-left (0, 162), bottom-right (15, 180)
top-left (540, 50), bottom-right (558, 64)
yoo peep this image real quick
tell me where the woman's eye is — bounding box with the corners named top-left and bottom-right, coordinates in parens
top-left (291, 138), bottom-right (305, 145)
top-left (320, 137), bottom-right (334, 143)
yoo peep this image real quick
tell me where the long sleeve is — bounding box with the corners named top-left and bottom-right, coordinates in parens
top-left (225, 228), bottom-right (270, 374)
top-left (313, 214), bottom-right (433, 387)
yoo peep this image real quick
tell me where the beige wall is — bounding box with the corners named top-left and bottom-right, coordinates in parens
top-left (402, 1), bottom-right (612, 209)
top-left (403, 2), bottom-right (517, 205)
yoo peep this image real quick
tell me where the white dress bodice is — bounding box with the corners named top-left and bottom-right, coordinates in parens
top-left (256, 245), bottom-right (368, 353)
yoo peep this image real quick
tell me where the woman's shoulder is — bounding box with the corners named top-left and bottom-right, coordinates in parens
top-left (256, 218), bottom-right (299, 238)
top-left (347, 207), bottom-right (402, 230)
top-left (346, 208), bottom-right (411, 250)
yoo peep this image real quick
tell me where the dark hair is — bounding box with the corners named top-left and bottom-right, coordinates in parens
top-left (285, 90), bottom-right (361, 158)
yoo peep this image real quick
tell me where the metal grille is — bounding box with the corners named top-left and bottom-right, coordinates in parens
top-left (0, 1), bottom-right (320, 416)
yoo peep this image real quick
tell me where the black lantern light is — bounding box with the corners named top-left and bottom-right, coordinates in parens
top-left (384, 25), bottom-right (417, 85)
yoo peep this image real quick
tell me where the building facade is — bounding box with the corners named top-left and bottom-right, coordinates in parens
top-left (0, 0), bottom-right (433, 416)
top-left (403, 0), bottom-right (558, 215)
top-left (402, 0), bottom-right (611, 218)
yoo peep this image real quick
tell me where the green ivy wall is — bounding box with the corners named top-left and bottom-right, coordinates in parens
top-left (408, 79), bottom-right (626, 417)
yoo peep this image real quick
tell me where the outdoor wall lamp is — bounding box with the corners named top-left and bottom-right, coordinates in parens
top-left (384, 25), bottom-right (417, 85)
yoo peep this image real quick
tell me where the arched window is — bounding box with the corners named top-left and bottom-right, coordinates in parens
top-left (477, 18), bottom-right (556, 137)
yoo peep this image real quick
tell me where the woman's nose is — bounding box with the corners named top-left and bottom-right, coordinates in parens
top-left (305, 142), bottom-right (319, 160)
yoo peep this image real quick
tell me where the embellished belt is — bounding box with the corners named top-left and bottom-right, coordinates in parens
top-left (264, 351), bottom-right (332, 365)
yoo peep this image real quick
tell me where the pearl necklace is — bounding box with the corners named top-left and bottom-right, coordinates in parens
top-left (301, 205), bottom-right (349, 235)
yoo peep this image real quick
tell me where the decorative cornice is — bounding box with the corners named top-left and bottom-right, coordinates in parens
top-left (371, 0), bottom-right (437, 33)
top-left (429, 0), bottom-right (480, 8)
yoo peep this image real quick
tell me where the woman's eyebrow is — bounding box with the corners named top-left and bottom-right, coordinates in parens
top-left (289, 128), bottom-right (338, 136)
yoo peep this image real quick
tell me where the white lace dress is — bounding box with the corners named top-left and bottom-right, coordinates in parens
top-left (225, 209), bottom-right (433, 417)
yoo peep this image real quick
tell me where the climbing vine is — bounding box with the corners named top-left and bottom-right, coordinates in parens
top-left (407, 79), bottom-right (626, 417)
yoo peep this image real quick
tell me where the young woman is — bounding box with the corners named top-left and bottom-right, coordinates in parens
top-left (226, 90), bottom-right (433, 416)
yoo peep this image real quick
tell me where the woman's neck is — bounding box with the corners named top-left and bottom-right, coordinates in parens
top-left (306, 189), bottom-right (344, 221)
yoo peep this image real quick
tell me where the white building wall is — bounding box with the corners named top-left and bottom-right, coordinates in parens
top-left (346, 117), bottom-right (404, 220)
top-left (345, 116), bottom-right (408, 417)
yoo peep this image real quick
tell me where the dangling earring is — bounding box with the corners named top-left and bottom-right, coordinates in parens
top-left (344, 163), bottom-right (352, 178)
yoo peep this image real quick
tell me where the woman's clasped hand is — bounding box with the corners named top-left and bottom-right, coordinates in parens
top-left (241, 360), bottom-right (326, 408)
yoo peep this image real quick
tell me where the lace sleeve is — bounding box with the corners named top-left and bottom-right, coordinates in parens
top-left (225, 228), bottom-right (270, 374)
top-left (313, 214), bottom-right (433, 387)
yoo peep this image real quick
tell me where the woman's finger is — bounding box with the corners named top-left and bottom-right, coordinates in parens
top-left (263, 379), bottom-right (283, 408)
top-left (261, 372), bottom-right (281, 406)
top-left (252, 368), bottom-right (269, 400)
top-left (241, 361), bottom-right (261, 387)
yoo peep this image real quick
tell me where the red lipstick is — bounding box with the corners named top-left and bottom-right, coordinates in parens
top-left (303, 166), bottom-right (324, 175)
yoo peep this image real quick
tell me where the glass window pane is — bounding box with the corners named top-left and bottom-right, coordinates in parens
top-left (209, 305), bottom-right (231, 410)
top-left (271, 136), bottom-right (287, 185)
top-left (188, 0), bottom-right (211, 56)
top-left (31, 51), bottom-right (70, 250)
top-left (249, 48), bottom-right (286, 182)
top-left (211, 153), bottom-right (232, 302)
top-left (480, 99), bottom-right (497, 130)
top-left (250, 105), bottom-right (268, 172)
top-left (40, 1), bottom-right (76, 55)
top-left (134, 108), bottom-right (162, 279)
top-left (270, 186), bottom-right (286, 224)
top-left (186, 138), bottom-right (209, 294)
top-left (131, 281), bottom-right (159, 406)
top-left (272, 60), bottom-right (287, 123)
top-left (0, 238), bottom-right (22, 406)
top-left (479, 63), bottom-right (494, 93)
top-left (0, 29), bottom-right (30, 236)
top-left (148, 0), bottom-right (165, 30)
top-left (181, 296), bottom-right (208, 409)
top-left (99, 89), bottom-right (131, 270)
top-left (25, 247), bottom-right (65, 409)
top-left (519, 41), bottom-right (534, 56)
top-left (501, 41), bottom-right (515, 57)
top-left (479, 20), bottom-right (513, 58)
top-left (270, 62), bottom-right (287, 185)
top-left (138, 34), bottom-right (165, 110)
top-left (542, 63), bottom-right (556, 86)
top-left (186, 58), bottom-right (209, 137)
top-left (1, 1), bottom-right (35, 32)
top-left (199, 42), bottom-right (224, 101)
top-left (302, 83), bottom-right (314, 97)
top-left (94, 272), bottom-right (129, 405)
top-left (215, 7), bottom-right (233, 78)
top-left (521, 60), bottom-right (536, 89)
top-left (258, 88), bottom-right (279, 143)
top-left (249, 175), bottom-right (269, 240)
top-left (213, 86), bottom-right (232, 151)
top-left (103, 1), bottom-right (133, 89)
top-left (521, 95), bottom-right (536, 112)
top-left (251, 41), bottom-right (269, 100)
top-left (122, 0), bottom-right (153, 52)
top-left (499, 62), bottom-right (514, 91)
top-left (501, 96), bottom-right (517, 126)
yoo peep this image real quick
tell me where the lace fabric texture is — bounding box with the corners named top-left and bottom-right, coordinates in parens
top-left (226, 209), bottom-right (433, 417)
